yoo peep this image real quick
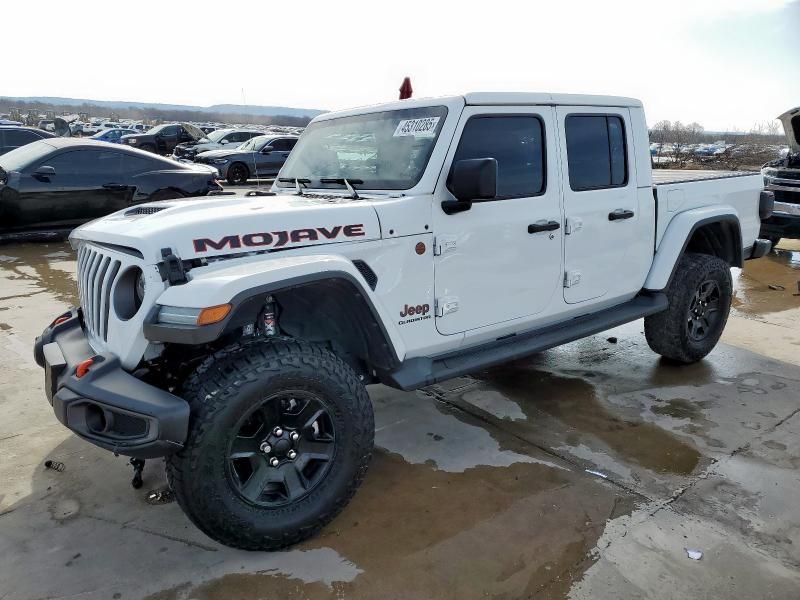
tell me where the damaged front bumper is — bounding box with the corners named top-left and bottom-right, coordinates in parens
top-left (33, 308), bottom-right (189, 459)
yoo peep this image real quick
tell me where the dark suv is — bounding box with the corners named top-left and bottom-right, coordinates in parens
top-left (120, 123), bottom-right (205, 155)
top-left (0, 126), bottom-right (56, 156)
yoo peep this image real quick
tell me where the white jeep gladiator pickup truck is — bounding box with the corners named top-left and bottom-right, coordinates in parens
top-left (34, 92), bottom-right (774, 550)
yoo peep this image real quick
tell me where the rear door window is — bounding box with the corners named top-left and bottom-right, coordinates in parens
top-left (565, 115), bottom-right (628, 191)
top-left (121, 153), bottom-right (156, 175)
top-left (271, 139), bottom-right (297, 151)
top-left (45, 150), bottom-right (122, 176)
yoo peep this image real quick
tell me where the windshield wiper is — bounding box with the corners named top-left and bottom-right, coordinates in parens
top-left (320, 178), bottom-right (363, 199)
top-left (278, 177), bottom-right (311, 196)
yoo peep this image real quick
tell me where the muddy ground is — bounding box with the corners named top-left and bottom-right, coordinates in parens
top-left (1, 240), bottom-right (799, 599)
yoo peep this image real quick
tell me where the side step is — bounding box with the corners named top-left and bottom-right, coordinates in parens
top-left (386, 293), bottom-right (668, 391)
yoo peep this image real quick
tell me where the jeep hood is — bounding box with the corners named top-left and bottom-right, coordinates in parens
top-left (778, 107), bottom-right (800, 153)
top-left (70, 193), bottom-right (381, 263)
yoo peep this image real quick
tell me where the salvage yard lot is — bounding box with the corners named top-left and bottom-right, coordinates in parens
top-left (1, 240), bottom-right (799, 599)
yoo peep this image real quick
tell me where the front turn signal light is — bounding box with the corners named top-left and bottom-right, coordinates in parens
top-left (196, 304), bottom-right (231, 326)
top-left (76, 358), bottom-right (95, 378)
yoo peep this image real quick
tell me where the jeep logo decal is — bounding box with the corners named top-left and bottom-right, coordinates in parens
top-left (398, 303), bottom-right (432, 326)
top-left (193, 224), bottom-right (365, 253)
top-left (400, 303), bottom-right (430, 318)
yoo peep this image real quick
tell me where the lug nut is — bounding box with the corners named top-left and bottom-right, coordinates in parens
top-left (273, 427), bottom-right (283, 436)
top-left (260, 442), bottom-right (271, 454)
top-left (287, 450), bottom-right (297, 460)
top-left (290, 432), bottom-right (300, 442)
top-left (269, 457), bottom-right (280, 467)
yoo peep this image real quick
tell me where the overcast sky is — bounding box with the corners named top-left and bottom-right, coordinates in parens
top-left (5, 0), bottom-right (799, 130)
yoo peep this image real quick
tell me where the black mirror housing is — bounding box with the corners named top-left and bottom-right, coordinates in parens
top-left (35, 165), bottom-right (56, 176)
top-left (450, 158), bottom-right (497, 202)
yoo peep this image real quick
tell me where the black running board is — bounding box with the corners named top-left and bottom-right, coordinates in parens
top-left (385, 292), bottom-right (668, 391)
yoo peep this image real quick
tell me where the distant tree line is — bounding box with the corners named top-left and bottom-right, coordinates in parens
top-left (0, 98), bottom-right (314, 127)
top-left (649, 119), bottom-right (785, 170)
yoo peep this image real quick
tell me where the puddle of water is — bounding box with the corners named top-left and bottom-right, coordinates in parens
top-left (732, 248), bottom-right (800, 316)
top-left (474, 365), bottom-right (702, 476)
top-left (0, 242), bottom-right (78, 307)
top-left (148, 450), bottom-right (634, 600)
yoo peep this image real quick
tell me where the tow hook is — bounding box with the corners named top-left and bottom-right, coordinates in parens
top-left (129, 458), bottom-right (145, 489)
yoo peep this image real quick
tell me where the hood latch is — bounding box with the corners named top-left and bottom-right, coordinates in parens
top-left (159, 247), bottom-right (188, 285)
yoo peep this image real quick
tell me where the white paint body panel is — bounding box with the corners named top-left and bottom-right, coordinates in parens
top-left (67, 93), bottom-right (765, 372)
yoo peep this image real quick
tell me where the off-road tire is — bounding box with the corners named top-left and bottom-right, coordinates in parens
top-left (165, 339), bottom-right (374, 550)
top-left (644, 252), bottom-right (732, 363)
top-left (226, 162), bottom-right (250, 185)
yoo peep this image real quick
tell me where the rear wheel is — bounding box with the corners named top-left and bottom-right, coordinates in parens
top-left (226, 162), bottom-right (250, 185)
top-left (138, 143), bottom-right (156, 153)
top-left (645, 253), bottom-right (732, 363)
top-left (166, 339), bottom-right (374, 550)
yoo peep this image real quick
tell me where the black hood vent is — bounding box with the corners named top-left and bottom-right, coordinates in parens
top-left (125, 206), bottom-right (168, 216)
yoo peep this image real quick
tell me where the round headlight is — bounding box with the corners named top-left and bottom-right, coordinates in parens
top-left (135, 271), bottom-right (146, 304)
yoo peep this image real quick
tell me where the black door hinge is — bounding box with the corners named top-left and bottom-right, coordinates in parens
top-left (159, 248), bottom-right (188, 285)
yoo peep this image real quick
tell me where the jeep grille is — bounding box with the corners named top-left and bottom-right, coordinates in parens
top-left (77, 244), bottom-right (122, 342)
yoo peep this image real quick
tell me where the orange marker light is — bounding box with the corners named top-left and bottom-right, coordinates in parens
top-left (76, 358), bottom-right (94, 378)
top-left (196, 304), bottom-right (231, 326)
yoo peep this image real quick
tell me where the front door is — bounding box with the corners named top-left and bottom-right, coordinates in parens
top-left (433, 107), bottom-right (563, 335)
top-left (555, 107), bottom-right (649, 304)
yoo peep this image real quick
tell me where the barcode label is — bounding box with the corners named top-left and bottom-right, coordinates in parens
top-left (393, 117), bottom-right (440, 138)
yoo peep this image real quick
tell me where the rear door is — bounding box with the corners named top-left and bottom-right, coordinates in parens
top-left (433, 107), bottom-right (563, 335)
top-left (263, 138), bottom-right (296, 174)
top-left (556, 107), bottom-right (649, 304)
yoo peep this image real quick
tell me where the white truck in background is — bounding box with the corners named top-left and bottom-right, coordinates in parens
top-left (34, 92), bottom-right (774, 550)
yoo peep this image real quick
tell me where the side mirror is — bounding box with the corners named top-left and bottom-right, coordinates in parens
top-left (34, 165), bottom-right (56, 177)
top-left (220, 139), bottom-right (229, 145)
top-left (442, 158), bottom-right (497, 214)
top-left (261, 146), bottom-right (273, 154)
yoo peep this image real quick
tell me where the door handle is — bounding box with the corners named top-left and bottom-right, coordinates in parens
top-left (103, 184), bottom-right (128, 191)
top-left (608, 209), bottom-right (634, 221)
top-left (528, 220), bottom-right (561, 234)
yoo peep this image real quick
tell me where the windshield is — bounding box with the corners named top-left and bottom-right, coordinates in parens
top-left (205, 129), bottom-right (232, 143)
top-left (146, 124), bottom-right (169, 135)
top-left (277, 106), bottom-right (448, 190)
top-left (239, 136), bottom-right (272, 152)
top-left (0, 140), bottom-right (54, 172)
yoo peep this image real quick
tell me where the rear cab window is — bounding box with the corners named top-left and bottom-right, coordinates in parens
top-left (564, 115), bottom-right (628, 191)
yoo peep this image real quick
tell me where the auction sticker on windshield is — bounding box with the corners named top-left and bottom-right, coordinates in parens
top-left (393, 117), bottom-right (440, 138)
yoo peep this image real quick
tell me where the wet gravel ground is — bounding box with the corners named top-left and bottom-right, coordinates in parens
top-left (0, 239), bottom-right (799, 599)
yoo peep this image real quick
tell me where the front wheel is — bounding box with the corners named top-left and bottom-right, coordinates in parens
top-left (226, 162), bottom-right (250, 185)
top-left (644, 253), bottom-right (732, 363)
top-left (166, 339), bottom-right (374, 550)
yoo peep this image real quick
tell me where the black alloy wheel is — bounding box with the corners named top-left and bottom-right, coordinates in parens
top-left (227, 163), bottom-right (249, 185)
top-left (227, 390), bottom-right (336, 507)
top-left (686, 280), bottom-right (722, 342)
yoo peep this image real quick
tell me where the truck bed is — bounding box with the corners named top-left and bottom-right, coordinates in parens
top-left (652, 169), bottom-right (757, 186)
